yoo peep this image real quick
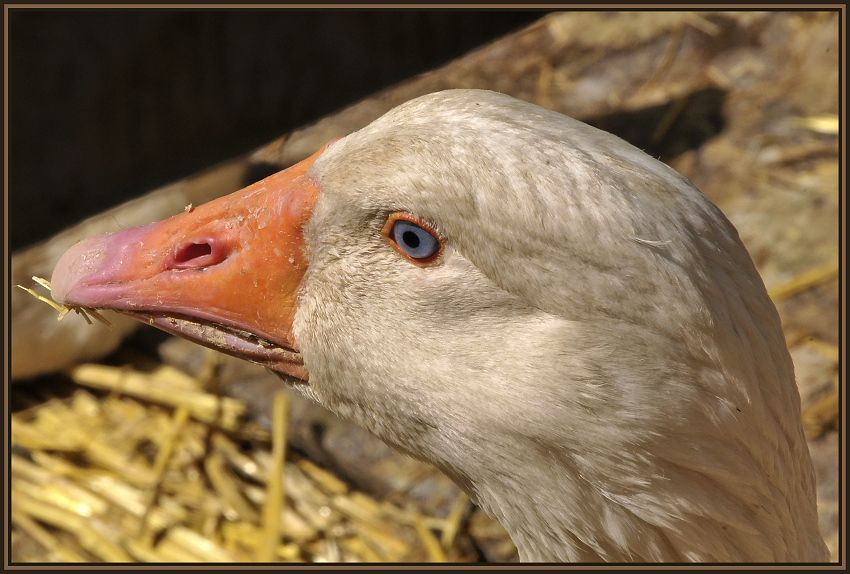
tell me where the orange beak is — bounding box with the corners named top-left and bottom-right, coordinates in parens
top-left (50, 144), bottom-right (330, 380)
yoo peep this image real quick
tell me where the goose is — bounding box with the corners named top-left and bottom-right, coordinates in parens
top-left (50, 89), bottom-right (828, 563)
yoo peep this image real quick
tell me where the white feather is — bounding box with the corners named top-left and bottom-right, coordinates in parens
top-left (290, 89), bottom-right (828, 562)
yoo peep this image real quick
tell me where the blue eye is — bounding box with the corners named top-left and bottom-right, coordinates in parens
top-left (390, 219), bottom-right (441, 262)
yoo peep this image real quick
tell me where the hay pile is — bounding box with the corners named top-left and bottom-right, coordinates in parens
top-left (11, 361), bottom-right (479, 563)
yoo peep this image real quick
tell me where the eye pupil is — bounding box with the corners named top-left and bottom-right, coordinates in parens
top-left (402, 230), bottom-right (420, 248)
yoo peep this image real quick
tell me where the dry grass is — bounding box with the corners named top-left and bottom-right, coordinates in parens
top-left (16, 277), bottom-right (112, 326)
top-left (10, 360), bottom-right (475, 563)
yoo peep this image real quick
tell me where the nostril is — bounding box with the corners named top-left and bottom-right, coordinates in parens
top-left (175, 242), bottom-right (212, 263)
top-left (167, 238), bottom-right (227, 270)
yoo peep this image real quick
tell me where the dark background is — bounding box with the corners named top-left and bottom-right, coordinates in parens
top-left (7, 9), bottom-right (545, 252)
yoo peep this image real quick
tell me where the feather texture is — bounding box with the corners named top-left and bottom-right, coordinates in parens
top-left (294, 90), bottom-right (827, 562)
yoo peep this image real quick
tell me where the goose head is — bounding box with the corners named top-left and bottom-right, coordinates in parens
top-left (51, 89), bottom-right (827, 562)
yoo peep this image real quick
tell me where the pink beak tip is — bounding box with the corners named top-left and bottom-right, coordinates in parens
top-left (51, 235), bottom-right (109, 304)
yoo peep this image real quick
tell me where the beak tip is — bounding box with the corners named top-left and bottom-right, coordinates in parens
top-left (51, 234), bottom-right (113, 304)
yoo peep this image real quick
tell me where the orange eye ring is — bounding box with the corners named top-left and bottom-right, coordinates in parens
top-left (381, 213), bottom-right (444, 265)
